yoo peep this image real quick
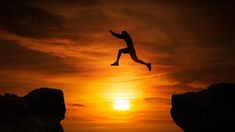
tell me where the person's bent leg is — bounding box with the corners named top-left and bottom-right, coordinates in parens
top-left (130, 52), bottom-right (151, 71)
top-left (129, 51), bottom-right (147, 65)
top-left (135, 59), bottom-right (147, 65)
top-left (111, 48), bottom-right (128, 66)
top-left (136, 59), bottom-right (151, 71)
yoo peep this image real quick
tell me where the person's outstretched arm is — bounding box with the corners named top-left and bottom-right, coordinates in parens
top-left (109, 30), bottom-right (123, 39)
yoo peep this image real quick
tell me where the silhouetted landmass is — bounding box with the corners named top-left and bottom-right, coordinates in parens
top-left (0, 88), bottom-right (66, 132)
top-left (171, 83), bottom-right (235, 132)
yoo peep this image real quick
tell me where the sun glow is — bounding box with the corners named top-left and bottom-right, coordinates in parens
top-left (113, 99), bottom-right (130, 111)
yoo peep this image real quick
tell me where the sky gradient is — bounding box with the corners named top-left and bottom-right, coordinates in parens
top-left (1, 0), bottom-right (235, 131)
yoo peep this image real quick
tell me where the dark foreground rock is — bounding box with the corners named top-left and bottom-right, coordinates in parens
top-left (171, 83), bottom-right (235, 132)
top-left (0, 88), bottom-right (66, 132)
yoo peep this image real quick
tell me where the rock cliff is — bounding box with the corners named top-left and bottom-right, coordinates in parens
top-left (171, 83), bottom-right (235, 132)
top-left (0, 88), bottom-right (66, 132)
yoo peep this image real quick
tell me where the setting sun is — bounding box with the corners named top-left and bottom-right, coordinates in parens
top-left (114, 99), bottom-right (130, 111)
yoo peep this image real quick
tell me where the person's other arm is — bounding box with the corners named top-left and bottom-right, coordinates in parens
top-left (109, 30), bottom-right (123, 39)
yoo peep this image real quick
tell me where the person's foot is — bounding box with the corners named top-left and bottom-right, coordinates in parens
top-left (111, 62), bottom-right (119, 66)
top-left (147, 63), bottom-right (151, 71)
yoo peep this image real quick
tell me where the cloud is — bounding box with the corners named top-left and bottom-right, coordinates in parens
top-left (68, 103), bottom-right (85, 107)
top-left (0, 0), bottom-right (66, 38)
top-left (31, 0), bottom-right (103, 6)
top-left (0, 39), bottom-right (77, 74)
top-left (170, 62), bottom-right (235, 85)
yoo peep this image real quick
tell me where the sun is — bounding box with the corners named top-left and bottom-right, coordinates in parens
top-left (113, 99), bottom-right (130, 111)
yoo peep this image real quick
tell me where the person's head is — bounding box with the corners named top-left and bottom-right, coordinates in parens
top-left (121, 30), bottom-right (128, 35)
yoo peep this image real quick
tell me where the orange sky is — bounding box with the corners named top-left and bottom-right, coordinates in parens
top-left (1, 0), bottom-right (235, 131)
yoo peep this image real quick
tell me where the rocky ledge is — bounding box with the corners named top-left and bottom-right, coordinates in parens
top-left (171, 83), bottom-right (235, 132)
top-left (0, 88), bottom-right (66, 132)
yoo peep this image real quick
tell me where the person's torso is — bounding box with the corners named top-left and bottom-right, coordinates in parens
top-left (124, 35), bottom-right (134, 48)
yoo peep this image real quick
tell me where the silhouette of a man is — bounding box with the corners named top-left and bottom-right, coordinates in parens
top-left (109, 30), bottom-right (151, 71)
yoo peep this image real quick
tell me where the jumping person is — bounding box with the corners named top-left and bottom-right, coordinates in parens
top-left (109, 30), bottom-right (151, 71)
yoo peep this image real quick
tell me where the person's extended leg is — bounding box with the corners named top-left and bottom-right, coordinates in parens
top-left (129, 50), bottom-right (151, 71)
top-left (111, 48), bottom-right (129, 66)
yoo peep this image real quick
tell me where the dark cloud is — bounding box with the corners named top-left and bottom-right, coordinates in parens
top-left (0, 0), bottom-right (65, 38)
top-left (147, 84), bottom-right (199, 97)
top-left (113, 0), bottom-right (235, 4)
top-left (144, 97), bottom-right (170, 104)
top-left (30, 0), bottom-right (103, 6)
top-left (69, 8), bottom-right (112, 38)
top-left (0, 40), bottom-right (76, 74)
top-left (73, 8), bottom-right (110, 27)
top-left (68, 103), bottom-right (85, 107)
top-left (170, 62), bottom-right (235, 85)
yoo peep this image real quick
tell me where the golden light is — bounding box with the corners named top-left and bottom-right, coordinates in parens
top-left (113, 99), bottom-right (130, 111)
